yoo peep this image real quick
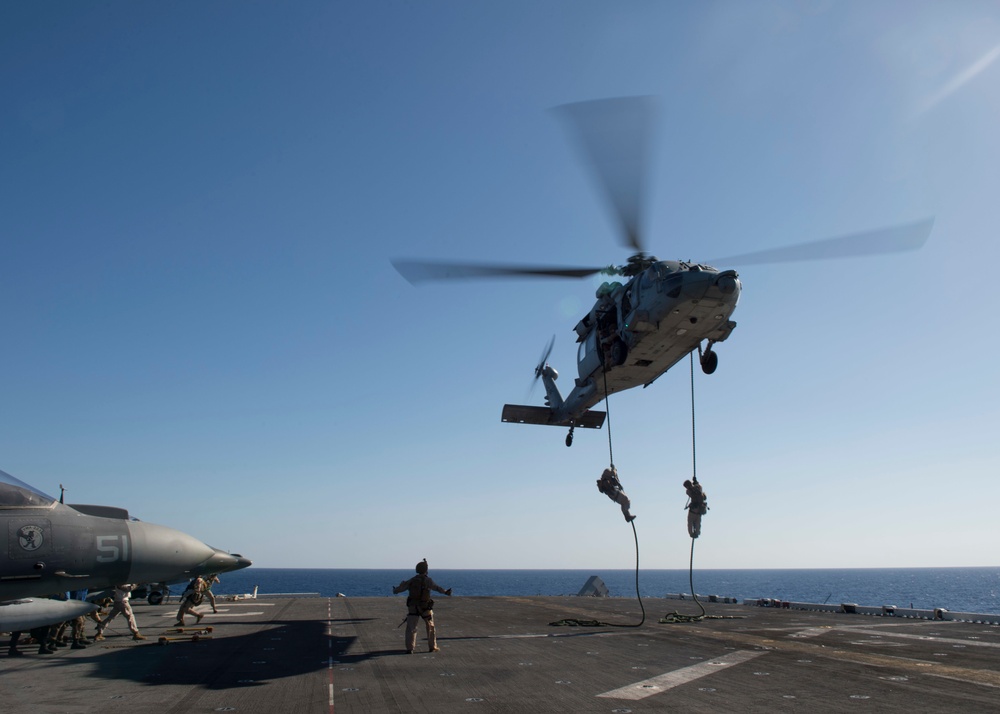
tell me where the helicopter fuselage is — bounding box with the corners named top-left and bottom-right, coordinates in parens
top-left (507, 260), bottom-right (740, 430)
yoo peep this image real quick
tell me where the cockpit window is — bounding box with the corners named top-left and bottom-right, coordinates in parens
top-left (0, 469), bottom-right (56, 508)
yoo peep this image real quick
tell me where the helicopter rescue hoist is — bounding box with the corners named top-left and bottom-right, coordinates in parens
top-left (391, 96), bottom-right (932, 449)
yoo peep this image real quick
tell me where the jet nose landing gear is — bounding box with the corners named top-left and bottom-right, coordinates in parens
top-left (566, 425), bottom-right (575, 447)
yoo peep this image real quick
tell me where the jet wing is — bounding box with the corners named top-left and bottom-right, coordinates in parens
top-left (501, 405), bottom-right (606, 429)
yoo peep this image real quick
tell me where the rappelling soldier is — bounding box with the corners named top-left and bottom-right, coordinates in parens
top-left (684, 477), bottom-right (708, 538)
top-left (597, 465), bottom-right (636, 522)
top-left (392, 559), bottom-right (452, 654)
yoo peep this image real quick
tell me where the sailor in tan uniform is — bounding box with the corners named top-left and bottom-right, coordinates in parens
top-left (174, 575), bottom-right (207, 626)
top-left (94, 585), bottom-right (146, 641)
top-left (392, 559), bottom-right (452, 653)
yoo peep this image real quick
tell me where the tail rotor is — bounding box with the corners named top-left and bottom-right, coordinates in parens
top-left (535, 335), bottom-right (555, 380)
top-left (528, 336), bottom-right (556, 399)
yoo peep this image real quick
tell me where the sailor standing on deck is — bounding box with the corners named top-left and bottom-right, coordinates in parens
top-left (392, 559), bottom-right (452, 654)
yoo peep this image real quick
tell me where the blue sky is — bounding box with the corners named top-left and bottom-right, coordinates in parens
top-left (2, 1), bottom-right (998, 570)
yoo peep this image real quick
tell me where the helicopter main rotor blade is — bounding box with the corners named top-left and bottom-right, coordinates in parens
top-left (392, 259), bottom-right (606, 285)
top-left (554, 96), bottom-right (655, 255)
top-left (707, 218), bottom-right (934, 267)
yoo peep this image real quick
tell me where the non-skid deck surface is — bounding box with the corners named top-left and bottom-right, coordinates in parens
top-left (2, 596), bottom-right (998, 713)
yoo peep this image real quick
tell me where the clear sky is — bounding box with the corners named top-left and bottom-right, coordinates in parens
top-left (2, 1), bottom-right (998, 571)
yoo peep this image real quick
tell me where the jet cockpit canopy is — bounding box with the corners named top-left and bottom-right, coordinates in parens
top-left (0, 468), bottom-right (56, 508)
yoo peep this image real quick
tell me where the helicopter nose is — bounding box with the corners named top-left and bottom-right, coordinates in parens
top-left (715, 270), bottom-right (739, 295)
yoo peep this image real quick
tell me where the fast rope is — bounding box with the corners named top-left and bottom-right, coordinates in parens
top-left (660, 351), bottom-right (742, 624)
top-left (660, 534), bottom-right (707, 623)
top-left (690, 346), bottom-right (697, 483)
top-left (603, 367), bottom-right (614, 467)
top-left (660, 353), bottom-right (706, 622)
top-left (549, 368), bottom-right (645, 628)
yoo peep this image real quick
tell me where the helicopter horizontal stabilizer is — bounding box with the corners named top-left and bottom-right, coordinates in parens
top-left (501, 405), bottom-right (606, 429)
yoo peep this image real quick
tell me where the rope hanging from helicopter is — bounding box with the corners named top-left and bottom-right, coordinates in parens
top-left (660, 352), bottom-right (707, 622)
top-left (660, 350), bottom-right (742, 624)
top-left (548, 367), bottom-right (646, 628)
top-left (604, 366), bottom-right (646, 627)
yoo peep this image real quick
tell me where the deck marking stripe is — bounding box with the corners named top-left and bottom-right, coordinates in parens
top-left (328, 598), bottom-right (335, 713)
top-left (788, 627), bottom-right (830, 639)
top-left (211, 602), bottom-right (276, 607)
top-left (329, 656), bottom-right (335, 710)
top-left (596, 650), bottom-right (766, 700)
top-left (846, 629), bottom-right (1000, 649)
top-left (156, 612), bottom-right (265, 618)
top-left (924, 672), bottom-right (1000, 689)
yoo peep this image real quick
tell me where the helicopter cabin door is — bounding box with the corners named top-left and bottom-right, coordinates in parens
top-left (577, 329), bottom-right (602, 381)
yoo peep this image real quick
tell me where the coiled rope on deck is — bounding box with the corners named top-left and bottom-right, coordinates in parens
top-left (660, 533), bottom-right (707, 623)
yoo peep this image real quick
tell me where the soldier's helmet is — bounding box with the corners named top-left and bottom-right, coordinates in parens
top-left (416, 559), bottom-right (428, 574)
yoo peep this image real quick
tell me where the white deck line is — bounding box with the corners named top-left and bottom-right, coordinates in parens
top-left (596, 650), bottom-right (767, 700)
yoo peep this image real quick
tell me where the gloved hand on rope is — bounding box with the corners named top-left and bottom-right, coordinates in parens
top-left (597, 464), bottom-right (636, 522)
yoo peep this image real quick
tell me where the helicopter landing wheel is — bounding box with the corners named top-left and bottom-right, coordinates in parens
top-left (565, 426), bottom-right (574, 447)
top-left (700, 348), bottom-right (718, 375)
top-left (611, 339), bottom-right (628, 366)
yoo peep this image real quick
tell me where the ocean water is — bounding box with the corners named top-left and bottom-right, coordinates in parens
top-left (209, 567), bottom-right (1000, 614)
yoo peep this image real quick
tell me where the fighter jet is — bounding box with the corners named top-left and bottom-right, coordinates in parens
top-left (0, 468), bottom-right (251, 631)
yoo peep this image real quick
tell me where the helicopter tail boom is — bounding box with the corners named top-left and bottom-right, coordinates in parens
top-left (501, 404), bottom-right (606, 429)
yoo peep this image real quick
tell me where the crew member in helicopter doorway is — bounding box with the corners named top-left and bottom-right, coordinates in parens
top-left (684, 477), bottom-right (708, 538)
top-left (597, 465), bottom-right (636, 522)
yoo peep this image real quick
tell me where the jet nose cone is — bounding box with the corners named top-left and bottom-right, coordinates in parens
top-left (205, 548), bottom-right (252, 574)
top-left (126, 521), bottom-right (216, 584)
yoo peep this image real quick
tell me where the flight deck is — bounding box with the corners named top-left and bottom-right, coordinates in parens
top-left (2, 595), bottom-right (998, 713)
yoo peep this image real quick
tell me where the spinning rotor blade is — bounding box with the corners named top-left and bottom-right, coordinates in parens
top-left (707, 218), bottom-right (934, 267)
top-left (535, 335), bottom-right (555, 377)
top-left (392, 259), bottom-right (606, 285)
top-left (529, 335), bottom-right (556, 399)
top-left (554, 96), bottom-right (655, 255)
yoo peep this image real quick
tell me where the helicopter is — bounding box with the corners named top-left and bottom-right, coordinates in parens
top-left (393, 97), bottom-right (933, 447)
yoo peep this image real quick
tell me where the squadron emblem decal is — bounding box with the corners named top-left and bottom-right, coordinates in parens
top-left (17, 525), bottom-right (44, 551)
